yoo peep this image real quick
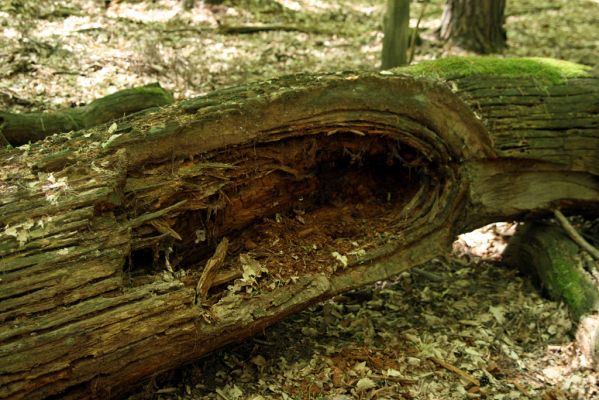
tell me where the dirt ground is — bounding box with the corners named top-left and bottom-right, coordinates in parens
top-left (1, 0), bottom-right (598, 399)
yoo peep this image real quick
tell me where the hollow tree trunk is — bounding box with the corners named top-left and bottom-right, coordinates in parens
top-left (1, 57), bottom-right (598, 399)
top-left (439, 0), bottom-right (507, 54)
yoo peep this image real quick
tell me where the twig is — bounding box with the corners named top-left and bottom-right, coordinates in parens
top-left (253, 338), bottom-right (275, 346)
top-left (429, 357), bottom-right (480, 386)
top-left (218, 25), bottom-right (314, 35)
top-left (408, 1), bottom-right (428, 64)
top-left (554, 209), bottom-right (599, 260)
top-left (160, 27), bottom-right (205, 34)
top-left (211, 268), bottom-right (242, 287)
top-left (370, 374), bottom-right (417, 385)
top-left (411, 267), bottom-right (443, 282)
top-left (150, 219), bottom-right (182, 241)
top-left (158, 25), bottom-right (319, 35)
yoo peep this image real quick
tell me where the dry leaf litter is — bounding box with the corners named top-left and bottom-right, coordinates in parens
top-left (129, 221), bottom-right (597, 399)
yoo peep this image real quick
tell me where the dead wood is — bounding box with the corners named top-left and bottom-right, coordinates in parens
top-left (503, 221), bottom-right (599, 368)
top-left (218, 24), bottom-right (314, 34)
top-left (1, 58), bottom-right (598, 399)
top-left (0, 83), bottom-right (174, 146)
top-left (504, 222), bottom-right (599, 321)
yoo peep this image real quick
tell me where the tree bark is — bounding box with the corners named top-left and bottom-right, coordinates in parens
top-left (439, 0), bottom-right (507, 54)
top-left (1, 57), bottom-right (598, 399)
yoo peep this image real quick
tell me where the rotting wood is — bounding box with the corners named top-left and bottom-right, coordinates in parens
top-left (0, 57), bottom-right (598, 399)
top-left (195, 237), bottom-right (229, 305)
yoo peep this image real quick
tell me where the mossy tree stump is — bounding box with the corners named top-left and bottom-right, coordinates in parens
top-left (1, 57), bottom-right (598, 399)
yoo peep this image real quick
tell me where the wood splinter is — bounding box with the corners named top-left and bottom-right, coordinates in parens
top-left (194, 237), bottom-right (229, 305)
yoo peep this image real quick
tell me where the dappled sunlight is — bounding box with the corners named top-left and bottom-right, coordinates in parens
top-left (0, 0), bottom-right (597, 398)
top-left (106, 0), bottom-right (184, 23)
top-left (454, 222), bottom-right (518, 261)
top-left (505, 0), bottom-right (598, 65)
top-left (2, 26), bottom-right (19, 39)
top-left (35, 16), bottom-right (100, 38)
top-left (278, 0), bottom-right (338, 13)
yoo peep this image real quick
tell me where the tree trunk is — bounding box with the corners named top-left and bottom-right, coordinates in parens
top-left (1, 57), bottom-right (598, 399)
top-left (439, 0), bottom-right (507, 54)
top-left (381, 0), bottom-right (410, 69)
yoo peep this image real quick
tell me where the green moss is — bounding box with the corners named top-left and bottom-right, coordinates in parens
top-left (531, 228), bottom-right (599, 321)
top-left (395, 56), bottom-right (592, 84)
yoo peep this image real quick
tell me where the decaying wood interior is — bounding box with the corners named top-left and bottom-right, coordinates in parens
top-left (1, 61), bottom-right (598, 399)
top-left (126, 131), bottom-right (441, 289)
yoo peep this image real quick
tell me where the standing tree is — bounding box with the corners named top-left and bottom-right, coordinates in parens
top-left (381, 0), bottom-right (410, 69)
top-left (439, 0), bottom-right (507, 54)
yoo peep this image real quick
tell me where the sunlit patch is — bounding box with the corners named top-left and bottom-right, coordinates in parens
top-left (575, 314), bottom-right (599, 370)
top-left (107, 1), bottom-right (181, 23)
top-left (453, 222), bottom-right (518, 261)
top-left (2, 27), bottom-right (19, 39)
top-left (277, 0), bottom-right (335, 13)
top-left (277, 0), bottom-right (302, 11)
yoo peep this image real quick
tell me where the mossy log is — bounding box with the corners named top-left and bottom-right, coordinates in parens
top-left (503, 222), bottom-right (599, 368)
top-left (0, 83), bottom-right (174, 146)
top-left (504, 223), bottom-right (599, 321)
top-left (1, 57), bottom-right (598, 399)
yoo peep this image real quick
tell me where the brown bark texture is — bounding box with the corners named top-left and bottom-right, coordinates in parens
top-left (1, 63), bottom-right (598, 399)
top-left (440, 0), bottom-right (507, 54)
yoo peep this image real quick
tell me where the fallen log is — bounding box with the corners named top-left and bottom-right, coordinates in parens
top-left (0, 83), bottom-right (174, 146)
top-left (503, 220), bottom-right (599, 369)
top-left (504, 222), bottom-right (599, 321)
top-left (1, 57), bottom-right (598, 399)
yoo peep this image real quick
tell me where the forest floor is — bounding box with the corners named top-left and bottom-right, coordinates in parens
top-left (1, 0), bottom-right (598, 399)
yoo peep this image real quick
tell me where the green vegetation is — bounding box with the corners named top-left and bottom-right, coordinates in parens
top-left (396, 56), bottom-right (592, 84)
